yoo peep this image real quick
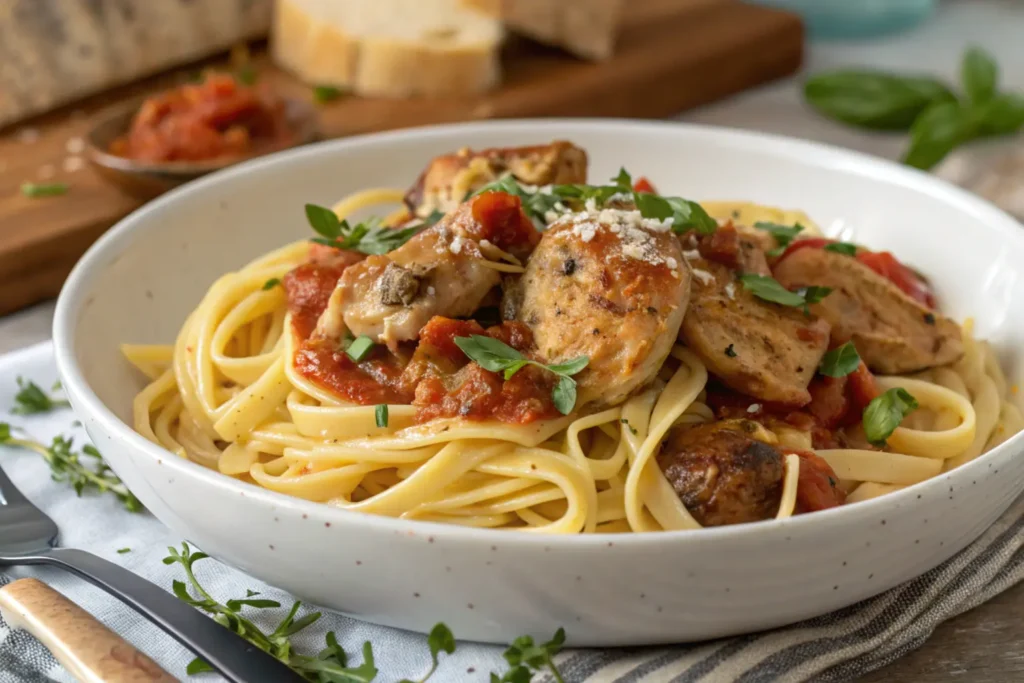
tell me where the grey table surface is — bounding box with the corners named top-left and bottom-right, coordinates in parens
top-left (1, 1), bottom-right (1023, 680)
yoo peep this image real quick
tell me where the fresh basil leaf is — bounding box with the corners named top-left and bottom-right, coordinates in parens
top-left (804, 70), bottom-right (955, 130)
top-left (454, 335), bottom-right (524, 373)
top-left (356, 224), bottom-right (421, 255)
top-left (755, 221), bottom-right (803, 255)
top-left (345, 336), bottom-right (376, 362)
top-left (824, 242), bottom-right (858, 256)
top-left (902, 100), bottom-right (974, 170)
top-left (863, 387), bottom-right (919, 446)
top-left (665, 197), bottom-right (717, 235)
top-left (552, 377), bottom-right (577, 415)
top-left (633, 192), bottom-right (673, 221)
top-left (818, 342), bottom-right (861, 377)
top-left (547, 356), bottom-right (590, 376)
top-left (962, 46), bottom-right (998, 105)
top-left (613, 167), bottom-right (633, 190)
top-left (186, 658), bottom-right (214, 675)
top-left (262, 278), bottom-right (281, 291)
top-left (797, 286), bottom-right (833, 305)
top-left (739, 274), bottom-right (806, 307)
top-left (236, 64), bottom-right (257, 85)
top-left (305, 204), bottom-right (342, 239)
top-left (973, 92), bottom-right (1024, 137)
top-left (472, 175), bottom-right (525, 198)
top-left (375, 404), bottom-right (388, 428)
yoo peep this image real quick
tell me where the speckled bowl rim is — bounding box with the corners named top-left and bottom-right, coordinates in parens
top-left (52, 118), bottom-right (1024, 548)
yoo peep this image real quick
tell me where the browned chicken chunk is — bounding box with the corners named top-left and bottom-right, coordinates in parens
top-left (773, 248), bottom-right (963, 374)
top-left (680, 256), bottom-right (830, 407)
top-left (317, 193), bottom-right (539, 350)
top-left (404, 141), bottom-right (588, 218)
top-left (657, 420), bottom-right (784, 527)
top-left (507, 207), bottom-right (690, 408)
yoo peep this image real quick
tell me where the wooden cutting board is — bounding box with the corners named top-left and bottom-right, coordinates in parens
top-left (0, 0), bottom-right (803, 317)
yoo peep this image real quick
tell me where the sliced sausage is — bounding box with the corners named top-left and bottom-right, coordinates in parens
top-left (772, 247), bottom-right (963, 374)
top-left (508, 207), bottom-right (689, 408)
top-left (657, 420), bottom-right (784, 527)
top-left (404, 140), bottom-right (589, 218)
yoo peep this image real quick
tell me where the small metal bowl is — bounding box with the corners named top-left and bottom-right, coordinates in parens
top-left (85, 97), bottom-right (320, 200)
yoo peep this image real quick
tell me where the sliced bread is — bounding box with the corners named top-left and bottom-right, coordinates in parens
top-left (272, 0), bottom-right (503, 97)
top-left (465, 0), bottom-right (624, 61)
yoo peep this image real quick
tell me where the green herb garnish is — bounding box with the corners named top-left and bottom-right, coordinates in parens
top-left (0, 424), bottom-right (141, 512)
top-left (165, 542), bottom-right (565, 682)
top-left (21, 182), bottom-right (68, 198)
top-left (493, 628), bottom-right (566, 683)
top-left (724, 344), bottom-right (738, 358)
top-left (818, 342), bottom-right (861, 378)
top-left (236, 64), bottom-right (258, 85)
top-left (313, 85), bottom-right (346, 103)
top-left (739, 274), bottom-right (832, 314)
top-left (11, 377), bottom-right (70, 415)
top-left (453, 335), bottom-right (588, 415)
top-left (375, 404), bottom-right (388, 429)
top-left (262, 278), bottom-right (282, 291)
top-left (620, 418), bottom-right (638, 436)
top-left (755, 221), bottom-right (804, 256)
top-left (824, 242), bottom-right (858, 256)
top-left (117, 547), bottom-right (131, 554)
top-left (305, 203), bottom-right (421, 255)
top-left (863, 387), bottom-right (919, 446)
top-left (345, 335), bottom-right (376, 362)
top-left (804, 47), bottom-right (1024, 170)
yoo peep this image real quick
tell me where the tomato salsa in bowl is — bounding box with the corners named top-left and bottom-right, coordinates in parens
top-left (87, 72), bottom-right (319, 199)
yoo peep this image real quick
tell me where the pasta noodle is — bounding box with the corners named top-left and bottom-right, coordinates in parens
top-left (123, 187), bottom-right (1022, 534)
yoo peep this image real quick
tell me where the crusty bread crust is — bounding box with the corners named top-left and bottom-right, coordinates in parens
top-left (272, 0), bottom-right (501, 97)
top-left (465, 0), bottom-right (624, 60)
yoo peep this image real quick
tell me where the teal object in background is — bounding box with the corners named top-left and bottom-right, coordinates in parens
top-left (748, 0), bottom-right (938, 39)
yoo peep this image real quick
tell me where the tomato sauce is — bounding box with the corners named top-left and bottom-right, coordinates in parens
top-left (283, 262), bottom-right (345, 340)
top-left (469, 192), bottom-right (541, 254)
top-left (783, 448), bottom-right (846, 512)
top-left (110, 73), bottom-right (294, 163)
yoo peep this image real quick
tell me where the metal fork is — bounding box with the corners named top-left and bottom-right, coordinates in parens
top-left (0, 464), bottom-right (305, 682)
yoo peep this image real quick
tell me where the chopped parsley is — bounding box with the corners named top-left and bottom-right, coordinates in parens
top-left (824, 242), bottom-right (858, 256)
top-left (725, 344), bottom-right (738, 358)
top-left (754, 221), bottom-right (804, 256)
top-left (312, 85), bottom-right (346, 103)
top-left (21, 182), bottom-right (68, 198)
top-left (375, 404), bottom-right (388, 428)
top-left (262, 278), bottom-right (281, 291)
top-left (344, 335), bottom-right (376, 362)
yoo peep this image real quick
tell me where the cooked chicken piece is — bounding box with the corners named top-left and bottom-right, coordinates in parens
top-left (773, 248), bottom-right (963, 374)
top-left (657, 419), bottom-right (784, 527)
top-left (683, 224), bottom-right (771, 276)
top-left (507, 208), bottom-right (689, 408)
top-left (680, 256), bottom-right (830, 406)
top-left (316, 193), bottom-right (539, 349)
top-left (404, 140), bottom-right (588, 218)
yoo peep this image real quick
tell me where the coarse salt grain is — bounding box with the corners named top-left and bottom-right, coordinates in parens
top-left (65, 137), bottom-right (85, 154)
top-left (747, 404), bottom-right (761, 413)
top-left (427, 286), bottom-right (436, 296)
top-left (724, 282), bottom-right (736, 300)
top-left (666, 257), bottom-right (678, 270)
top-left (449, 235), bottom-right (464, 254)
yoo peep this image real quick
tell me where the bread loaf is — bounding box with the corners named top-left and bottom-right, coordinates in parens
top-left (466, 0), bottom-right (624, 60)
top-left (0, 0), bottom-right (272, 128)
top-left (271, 0), bottom-right (503, 97)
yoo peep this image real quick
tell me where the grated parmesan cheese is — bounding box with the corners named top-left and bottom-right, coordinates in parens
top-left (724, 282), bottom-right (736, 300)
top-left (747, 404), bottom-right (761, 413)
top-left (62, 156), bottom-right (84, 173)
top-left (666, 257), bottom-right (678, 270)
top-left (682, 249), bottom-right (701, 261)
top-left (427, 286), bottom-right (436, 296)
top-left (65, 137), bottom-right (84, 154)
top-left (691, 268), bottom-right (714, 285)
top-left (449, 235), bottom-right (465, 254)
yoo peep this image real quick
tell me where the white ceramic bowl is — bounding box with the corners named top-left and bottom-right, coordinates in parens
top-left (53, 120), bottom-right (1024, 646)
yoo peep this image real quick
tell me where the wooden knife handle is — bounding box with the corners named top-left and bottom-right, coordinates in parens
top-left (0, 578), bottom-right (177, 682)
